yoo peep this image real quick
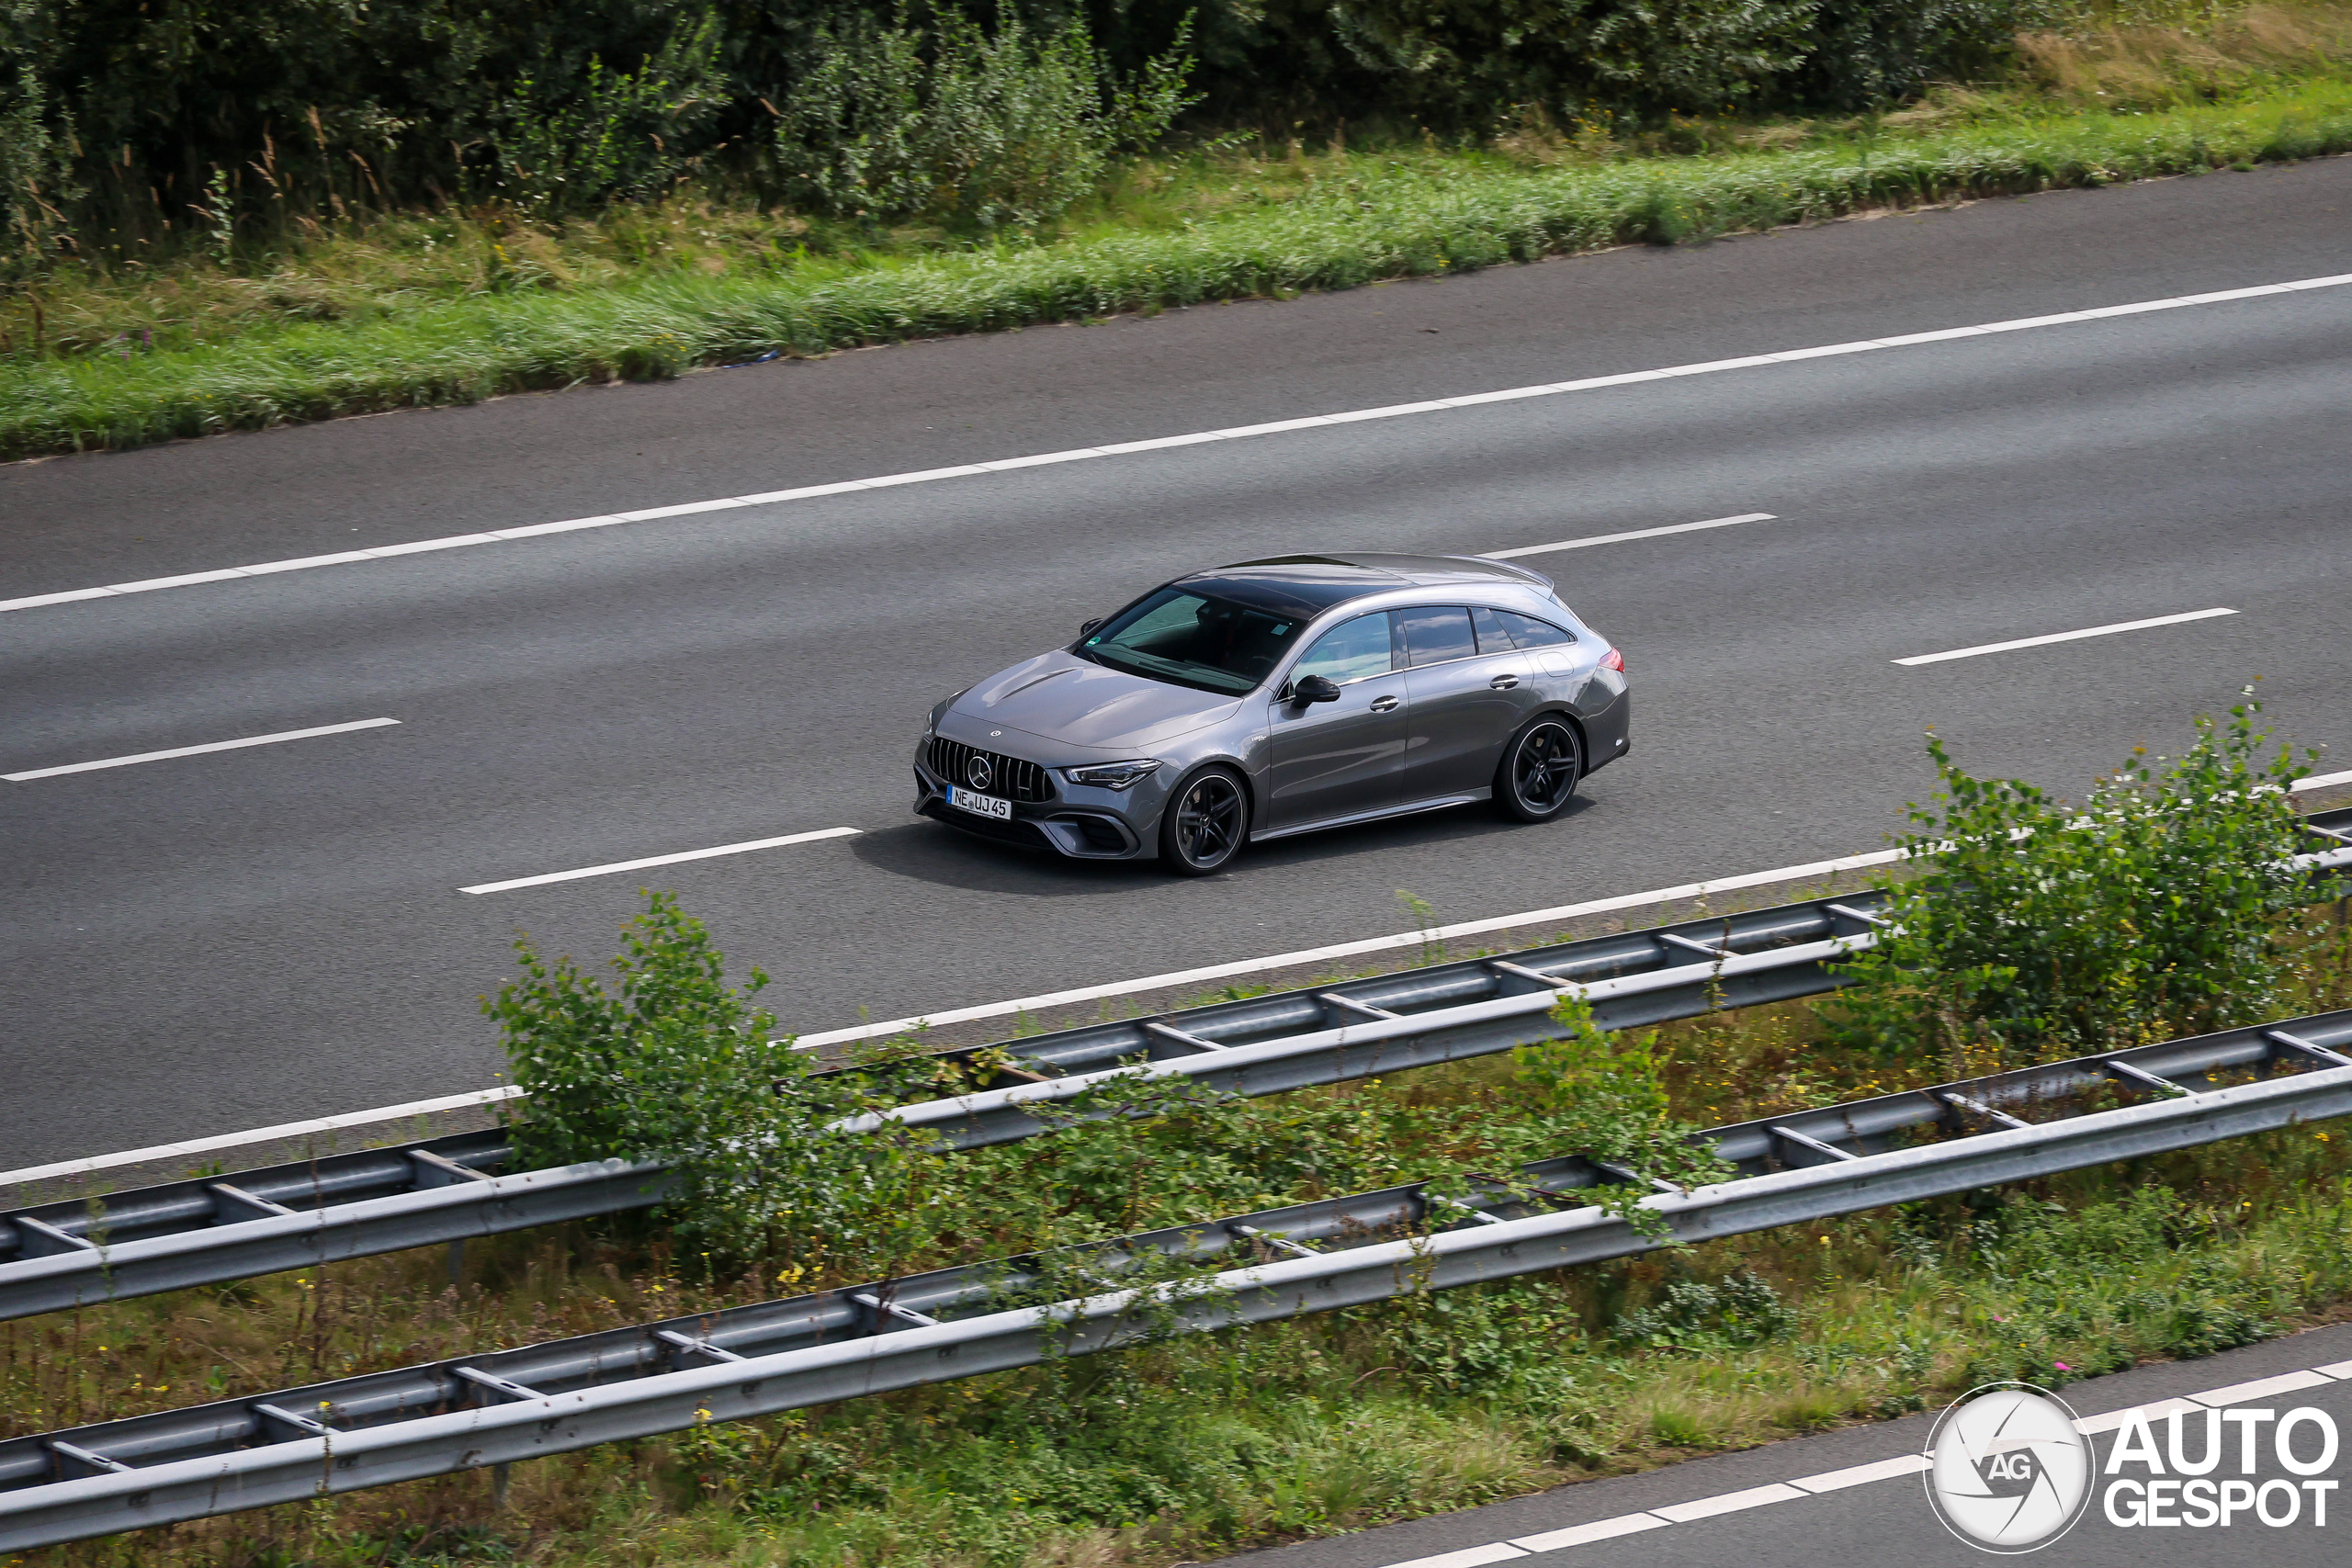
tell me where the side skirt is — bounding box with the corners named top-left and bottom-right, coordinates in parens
top-left (1250, 789), bottom-right (1491, 844)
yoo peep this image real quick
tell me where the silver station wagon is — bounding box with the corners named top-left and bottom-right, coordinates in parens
top-left (914, 553), bottom-right (1631, 874)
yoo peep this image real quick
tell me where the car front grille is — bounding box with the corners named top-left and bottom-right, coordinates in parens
top-left (928, 737), bottom-right (1052, 802)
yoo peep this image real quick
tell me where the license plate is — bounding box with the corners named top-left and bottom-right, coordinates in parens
top-left (945, 785), bottom-right (1012, 821)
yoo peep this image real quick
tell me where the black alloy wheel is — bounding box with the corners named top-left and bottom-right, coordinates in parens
top-left (1496, 717), bottom-right (1582, 823)
top-left (1160, 765), bottom-right (1250, 874)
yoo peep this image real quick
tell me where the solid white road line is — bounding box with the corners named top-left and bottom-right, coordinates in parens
top-left (6, 272), bottom-right (2348, 618)
top-left (0, 1085), bottom-right (526, 1192)
top-left (786, 841), bottom-right (1915, 1049)
top-left (1, 716), bottom-right (401, 782)
top-left (1894, 606), bottom-right (2239, 667)
top-left (459, 825), bottom-right (862, 895)
top-left (0, 836), bottom-right (1915, 1188)
top-left (9, 762), bottom-right (2346, 1190)
top-left (1364, 1358), bottom-right (2352, 1567)
top-left (1483, 513), bottom-right (1775, 558)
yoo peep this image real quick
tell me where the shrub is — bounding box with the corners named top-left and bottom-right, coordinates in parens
top-left (1827, 692), bottom-right (2324, 1066)
top-left (0, 0), bottom-right (75, 264)
top-left (493, 9), bottom-right (728, 212)
top-left (775, 9), bottom-right (1197, 229)
top-left (1499, 993), bottom-right (1734, 1224)
top-left (483, 891), bottom-right (914, 1269)
top-left (1613, 1268), bottom-right (1795, 1349)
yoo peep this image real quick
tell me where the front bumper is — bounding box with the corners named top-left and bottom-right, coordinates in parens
top-left (912, 744), bottom-right (1149, 860)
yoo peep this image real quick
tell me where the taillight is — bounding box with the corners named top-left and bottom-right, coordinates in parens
top-left (1600, 647), bottom-right (1625, 673)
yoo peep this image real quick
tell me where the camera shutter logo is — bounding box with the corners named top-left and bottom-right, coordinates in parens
top-left (1925, 1383), bottom-right (2095, 1552)
top-left (967, 755), bottom-right (994, 791)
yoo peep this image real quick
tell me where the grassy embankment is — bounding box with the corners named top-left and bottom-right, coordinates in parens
top-left (3, 6), bottom-right (2351, 462)
top-left (8, 915), bottom-right (2350, 1568)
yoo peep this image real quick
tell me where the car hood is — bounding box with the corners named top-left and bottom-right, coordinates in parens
top-left (950, 651), bottom-right (1242, 750)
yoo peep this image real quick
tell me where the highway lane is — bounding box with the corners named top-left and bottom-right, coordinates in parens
top-left (1212, 1322), bottom-right (2352, 1568)
top-left (3, 164), bottom-right (2350, 1166)
top-left (4, 157), bottom-right (2349, 598)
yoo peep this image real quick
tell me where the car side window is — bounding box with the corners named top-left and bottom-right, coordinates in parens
top-left (1397, 605), bottom-right (1476, 667)
top-left (1292, 612), bottom-right (1396, 686)
top-left (1495, 610), bottom-right (1574, 649)
top-left (1472, 605), bottom-right (1516, 653)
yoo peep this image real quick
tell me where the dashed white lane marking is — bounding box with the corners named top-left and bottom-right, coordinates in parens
top-left (5, 274), bottom-right (2346, 618)
top-left (6, 764), bottom-right (2347, 1191)
top-left (1483, 513), bottom-right (1775, 558)
top-left (2192, 1369), bottom-right (2337, 1406)
top-left (459, 825), bottom-right (862, 895)
top-left (1894, 606), bottom-right (2239, 667)
top-left (1652, 1482), bottom-right (1808, 1523)
top-left (1, 716), bottom-right (400, 781)
top-left (1789, 1452), bottom-right (1932, 1493)
top-left (1370, 1358), bottom-right (2351, 1566)
top-left (1500, 1514), bottom-right (1668, 1555)
top-left (1381, 1545), bottom-right (1535, 1568)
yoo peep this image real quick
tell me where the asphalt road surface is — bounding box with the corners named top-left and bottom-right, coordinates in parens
top-left (1213, 1321), bottom-right (2352, 1568)
top-left (4, 158), bottom-right (2349, 1167)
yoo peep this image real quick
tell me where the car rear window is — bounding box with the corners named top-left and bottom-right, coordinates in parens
top-left (1396, 605), bottom-right (1476, 667)
top-left (1490, 610), bottom-right (1575, 649)
top-left (1080, 588), bottom-right (1303, 694)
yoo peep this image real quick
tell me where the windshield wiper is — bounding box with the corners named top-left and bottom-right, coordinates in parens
top-left (1086, 646), bottom-right (1247, 696)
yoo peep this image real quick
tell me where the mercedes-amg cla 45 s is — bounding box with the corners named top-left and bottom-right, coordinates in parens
top-left (914, 553), bottom-right (1631, 874)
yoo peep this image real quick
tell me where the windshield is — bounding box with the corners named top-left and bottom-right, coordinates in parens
top-left (1079, 588), bottom-right (1304, 694)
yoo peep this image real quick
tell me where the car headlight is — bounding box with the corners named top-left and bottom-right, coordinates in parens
top-left (1061, 759), bottom-right (1162, 791)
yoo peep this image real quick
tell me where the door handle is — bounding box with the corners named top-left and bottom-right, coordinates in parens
top-left (1489, 674), bottom-right (1521, 690)
top-left (1370, 694), bottom-right (1401, 713)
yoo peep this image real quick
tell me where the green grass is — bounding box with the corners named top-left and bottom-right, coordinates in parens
top-left (19, 1106), bottom-right (2352, 1568)
top-left (6, 75), bottom-right (2352, 463)
top-left (15, 953), bottom-right (2352, 1568)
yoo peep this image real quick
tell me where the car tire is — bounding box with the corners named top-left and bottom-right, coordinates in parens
top-left (1159, 765), bottom-right (1250, 875)
top-left (1494, 716), bottom-right (1582, 823)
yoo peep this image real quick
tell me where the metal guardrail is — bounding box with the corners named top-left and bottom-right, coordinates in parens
top-left (6, 807), bottom-right (2345, 1325)
top-left (0, 893), bottom-right (1893, 1319)
top-left (3, 1005), bottom-right (2347, 1550)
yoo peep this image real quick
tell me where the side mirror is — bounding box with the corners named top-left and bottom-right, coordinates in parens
top-left (1079, 618), bottom-right (1103, 637)
top-left (1291, 674), bottom-right (1341, 704)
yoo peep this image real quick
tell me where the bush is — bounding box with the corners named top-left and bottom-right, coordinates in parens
top-left (0, 0), bottom-right (74, 265)
top-left (1613, 1268), bottom-right (1795, 1349)
top-left (483, 891), bottom-right (914, 1268)
top-left (6, 0), bottom-right (2272, 267)
top-left (494, 9), bottom-right (727, 212)
top-left (1501, 993), bottom-right (1734, 1220)
top-left (775, 9), bottom-right (1196, 229)
top-left (1828, 693), bottom-right (2324, 1066)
